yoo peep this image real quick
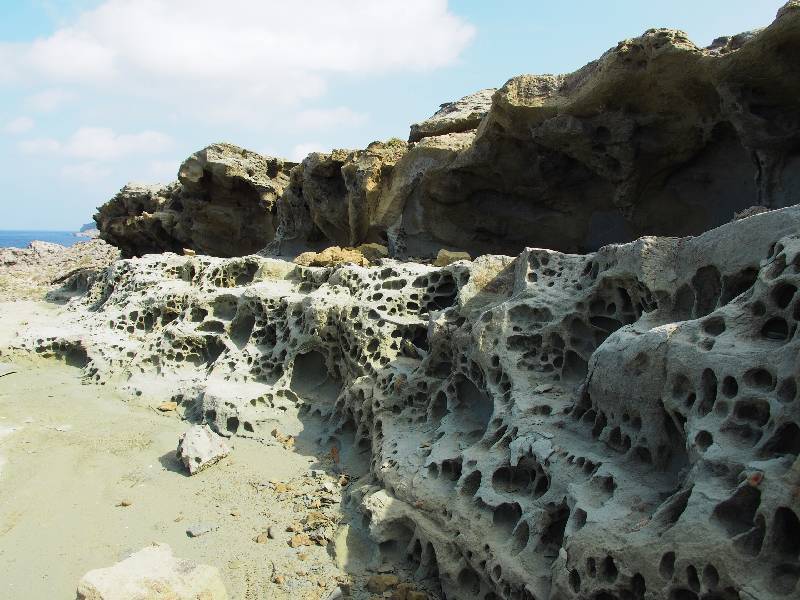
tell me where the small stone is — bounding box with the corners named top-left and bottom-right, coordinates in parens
top-left (433, 249), bottom-right (471, 267)
top-left (356, 243), bottom-right (389, 263)
top-left (272, 574), bottom-right (285, 585)
top-left (186, 523), bottom-right (217, 537)
top-left (157, 401), bottom-right (178, 412)
top-left (182, 248), bottom-right (196, 256)
top-left (326, 587), bottom-right (344, 599)
top-left (289, 533), bottom-right (312, 548)
top-left (366, 574), bottom-right (399, 593)
top-left (115, 500), bottom-right (132, 507)
top-left (254, 532), bottom-right (269, 544)
top-left (534, 383), bottom-right (554, 393)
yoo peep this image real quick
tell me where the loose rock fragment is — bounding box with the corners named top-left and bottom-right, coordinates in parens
top-left (76, 542), bottom-right (227, 599)
top-left (186, 523), bottom-right (218, 538)
top-left (176, 424), bottom-right (230, 475)
top-left (433, 249), bottom-right (471, 267)
top-left (366, 574), bottom-right (399, 593)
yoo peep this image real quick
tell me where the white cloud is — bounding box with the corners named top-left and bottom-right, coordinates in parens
top-left (26, 88), bottom-right (75, 112)
top-left (4, 117), bottom-right (35, 134)
top-left (0, 0), bottom-right (475, 123)
top-left (293, 107), bottom-right (368, 131)
top-left (290, 142), bottom-right (328, 162)
top-left (18, 127), bottom-right (172, 161)
top-left (60, 161), bottom-right (112, 183)
top-left (19, 137), bottom-right (61, 154)
top-left (147, 159), bottom-right (180, 182)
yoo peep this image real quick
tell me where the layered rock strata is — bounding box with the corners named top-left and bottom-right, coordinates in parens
top-left (20, 206), bottom-right (800, 600)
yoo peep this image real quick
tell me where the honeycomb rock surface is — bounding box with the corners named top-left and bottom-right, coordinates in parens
top-left (22, 204), bottom-right (800, 600)
top-left (95, 143), bottom-right (295, 258)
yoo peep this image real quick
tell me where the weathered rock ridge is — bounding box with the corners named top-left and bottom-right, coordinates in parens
top-left (20, 205), bottom-right (800, 600)
top-left (97, 5), bottom-right (800, 259)
top-left (95, 143), bottom-right (295, 257)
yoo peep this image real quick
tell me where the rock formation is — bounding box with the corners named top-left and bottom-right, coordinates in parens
top-left (0, 239), bottom-right (118, 302)
top-left (21, 204), bottom-right (800, 600)
top-left (95, 143), bottom-right (295, 257)
top-left (408, 88), bottom-right (496, 143)
top-left (95, 4), bottom-right (800, 260)
top-left (16, 4), bottom-right (800, 599)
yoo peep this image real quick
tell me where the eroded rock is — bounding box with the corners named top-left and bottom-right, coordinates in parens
top-left (95, 143), bottom-right (295, 257)
top-left (408, 88), bottom-right (495, 143)
top-left (274, 6), bottom-right (800, 258)
top-left (19, 203), bottom-right (800, 600)
top-left (76, 543), bottom-right (227, 599)
top-left (176, 424), bottom-right (230, 475)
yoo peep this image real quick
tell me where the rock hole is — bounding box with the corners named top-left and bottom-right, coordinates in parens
top-left (744, 368), bottom-right (775, 391)
top-left (761, 317), bottom-right (789, 341)
top-left (711, 485), bottom-right (760, 537)
top-left (660, 551), bottom-right (676, 579)
top-left (760, 423), bottom-right (800, 456)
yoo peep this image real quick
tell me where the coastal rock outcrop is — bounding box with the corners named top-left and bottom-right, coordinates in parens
top-left (95, 5), bottom-right (800, 261)
top-left (0, 239), bottom-right (118, 302)
top-left (24, 205), bottom-right (800, 600)
top-left (95, 143), bottom-right (295, 257)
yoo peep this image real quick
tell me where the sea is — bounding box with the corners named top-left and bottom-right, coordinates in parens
top-left (0, 230), bottom-right (81, 249)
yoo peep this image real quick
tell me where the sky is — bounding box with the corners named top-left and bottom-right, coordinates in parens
top-left (0, 0), bottom-right (788, 230)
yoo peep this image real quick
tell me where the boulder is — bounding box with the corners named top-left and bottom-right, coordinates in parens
top-left (408, 88), bottom-right (495, 142)
top-left (95, 143), bottom-right (295, 257)
top-left (76, 543), bottom-right (227, 599)
top-left (176, 424), bottom-right (230, 475)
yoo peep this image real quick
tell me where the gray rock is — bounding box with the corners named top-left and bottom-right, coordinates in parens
top-left (176, 424), bottom-right (230, 475)
top-left (408, 87), bottom-right (495, 142)
top-left (186, 523), bottom-right (218, 538)
top-left (34, 203), bottom-right (800, 600)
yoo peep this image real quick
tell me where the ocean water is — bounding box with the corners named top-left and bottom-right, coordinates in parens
top-left (0, 230), bottom-right (81, 249)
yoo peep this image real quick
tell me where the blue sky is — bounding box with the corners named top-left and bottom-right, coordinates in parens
top-left (0, 0), bottom-right (787, 230)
